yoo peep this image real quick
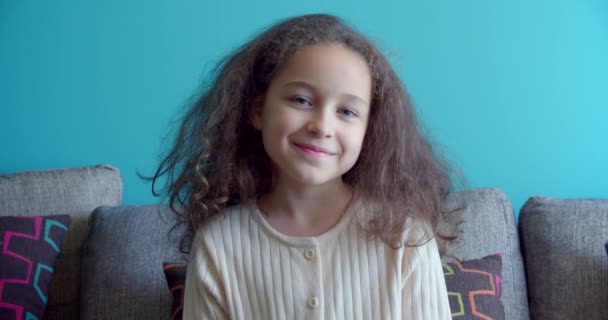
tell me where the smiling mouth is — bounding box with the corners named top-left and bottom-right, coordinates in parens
top-left (293, 143), bottom-right (335, 156)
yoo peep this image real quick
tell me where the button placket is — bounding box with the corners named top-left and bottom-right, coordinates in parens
top-left (298, 244), bottom-right (321, 315)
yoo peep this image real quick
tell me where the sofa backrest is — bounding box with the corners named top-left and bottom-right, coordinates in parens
top-left (80, 187), bottom-right (530, 320)
top-left (0, 164), bottom-right (123, 320)
top-left (444, 188), bottom-right (530, 320)
top-left (519, 196), bottom-right (608, 320)
top-left (80, 205), bottom-right (187, 319)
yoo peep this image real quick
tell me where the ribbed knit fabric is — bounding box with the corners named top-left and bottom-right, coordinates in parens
top-left (183, 201), bottom-right (451, 320)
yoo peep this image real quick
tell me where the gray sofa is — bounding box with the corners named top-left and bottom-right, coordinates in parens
top-left (1, 164), bottom-right (606, 319)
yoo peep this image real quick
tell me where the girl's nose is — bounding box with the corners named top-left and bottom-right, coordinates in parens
top-left (307, 111), bottom-right (334, 138)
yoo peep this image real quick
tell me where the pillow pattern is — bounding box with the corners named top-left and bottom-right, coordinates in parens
top-left (443, 254), bottom-right (504, 320)
top-left (163, 262), bottom-right (187, 320)
top-left (0, 215), bottom-right (71, 320)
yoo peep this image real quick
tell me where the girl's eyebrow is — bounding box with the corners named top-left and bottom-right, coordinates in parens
top-left (282, 81), bottom-right (369, 106)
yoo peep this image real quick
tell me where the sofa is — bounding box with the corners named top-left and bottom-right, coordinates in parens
top-left (0, 164), bottom-right (606, 319)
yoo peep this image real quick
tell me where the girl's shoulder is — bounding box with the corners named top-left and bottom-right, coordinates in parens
top-left (399, 216), bottom-right (435, 247)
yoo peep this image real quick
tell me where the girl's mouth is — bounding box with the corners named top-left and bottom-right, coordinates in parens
top-left (293, 143), bottom-right (335, 156)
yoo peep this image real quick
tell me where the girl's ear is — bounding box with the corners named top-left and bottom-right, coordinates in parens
top-left (250, 96), bottom-right (264, 130)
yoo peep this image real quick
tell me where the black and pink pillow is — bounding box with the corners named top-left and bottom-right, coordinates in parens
top-left (162, 262), bottom-right (187, 320)
top-left (443, 254), bottom-right (504, 320)
top-left (0, 215), bottom-right (71, 320)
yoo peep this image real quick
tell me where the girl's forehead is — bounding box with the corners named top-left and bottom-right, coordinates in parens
top-left (280, 44), bottom-right (369, 73)
top-left (270, 44), bottom-right (372, 103)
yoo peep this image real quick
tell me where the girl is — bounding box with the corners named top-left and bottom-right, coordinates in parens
top-left (152, 13), bottom-right (459, 319)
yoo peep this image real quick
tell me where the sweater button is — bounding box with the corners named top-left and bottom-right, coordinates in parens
top-left (307, 296), bottom-right (319, 309)
top-left (304, 249), bottom-right (315, 260)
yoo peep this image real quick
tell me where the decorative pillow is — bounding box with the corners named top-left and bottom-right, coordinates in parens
top-left (162, 262), bottom-right (187, 320)
top-left (443, 254), bottom-right (504, 320)
top-left (0, 215), bottom-right (71, 320)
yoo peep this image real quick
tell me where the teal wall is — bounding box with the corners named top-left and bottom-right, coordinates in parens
top-left (2, 1), bottom-right (607, 216)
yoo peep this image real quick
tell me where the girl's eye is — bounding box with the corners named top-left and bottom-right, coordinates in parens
top-left (338, 108), bottom-right (358, 118)
top-left (291, 96), bottom-right (312, 106)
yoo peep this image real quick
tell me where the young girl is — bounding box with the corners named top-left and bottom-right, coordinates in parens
top-left (152, 13), bottom-right (459, 319)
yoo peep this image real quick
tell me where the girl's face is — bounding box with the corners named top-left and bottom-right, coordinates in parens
top-left (252, 44), bottom-right (372, 188)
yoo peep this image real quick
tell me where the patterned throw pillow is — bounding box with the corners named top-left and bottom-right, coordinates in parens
top-left (443, 254), bottom-right (504, 320)
top-left (163, 262), bottom-right (187, 320)
top-left (0, 215), bottom-right (71, 320)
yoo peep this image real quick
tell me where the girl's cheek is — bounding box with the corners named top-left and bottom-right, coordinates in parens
top-left (275, 114), bottom-right (297, 132)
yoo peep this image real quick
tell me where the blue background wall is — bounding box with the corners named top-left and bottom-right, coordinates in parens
top-left (2, 0), bottom-right (607, 217)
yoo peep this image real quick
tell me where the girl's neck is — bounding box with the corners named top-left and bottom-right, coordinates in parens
top-left (257, 178), bottom-right (354, 237)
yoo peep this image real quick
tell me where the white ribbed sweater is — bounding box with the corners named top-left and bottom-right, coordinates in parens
top-left (183, 202), bottom-right (451, 320)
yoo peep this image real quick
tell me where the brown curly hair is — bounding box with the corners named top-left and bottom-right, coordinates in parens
top-left (148, 13), bottom-right (461, 254)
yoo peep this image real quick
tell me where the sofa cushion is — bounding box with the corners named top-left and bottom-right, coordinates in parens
top-left (443, 254), bottom-right (504, 320)
top-left (519, 196), bottom-right (608, 320)
top-left (444, 188), bottom-right (529, 320)
top-left (0, 215), bottom-right (71, 320)
top-left (0, 164), bottom-right (122, 320)
top-left (80, 205), bottom-right (187, 320)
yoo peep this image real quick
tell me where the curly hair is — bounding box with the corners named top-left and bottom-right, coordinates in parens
top-left (148, 13), bottom-right (461, 254)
